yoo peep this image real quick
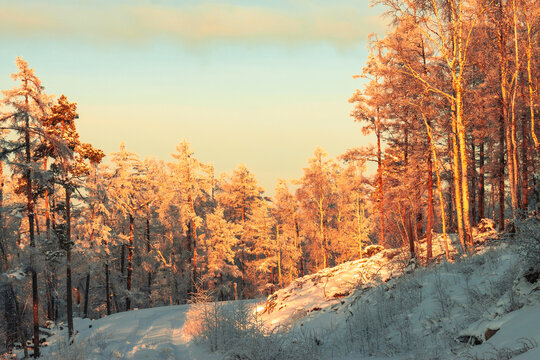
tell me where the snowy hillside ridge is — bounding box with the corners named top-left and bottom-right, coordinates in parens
top-left (259, 245), bottom-right (406, 327)
top-left (283, 219), bottom-right (540, 359)
top-left (259, 219), bottom-right (499, 329)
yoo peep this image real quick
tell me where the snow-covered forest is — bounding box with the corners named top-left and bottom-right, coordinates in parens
top-left (1, 0), bottom-right (540, 359)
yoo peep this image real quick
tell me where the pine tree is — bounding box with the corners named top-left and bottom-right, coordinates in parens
top-left (45, 94), bottom-right (104, 338)
top-left (109, 143), bottom-right (143, 311)
top-left (1, 57), bottom-right (53, 356)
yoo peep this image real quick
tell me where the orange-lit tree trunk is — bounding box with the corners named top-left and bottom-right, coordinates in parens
top-left (24, 95), bottom-right (40, 356)
top-left (522, 111), bottom-right (529, 210)
top-left (499, 118), bottom-right (506, 230)
top-left (376, 118), bottom-right (384, 247)
top-left (126, 214), bottom-right (134, 311)
top-left (294, 216), bottom-right (304, 277)
top-left (471, 143), bottom-right (477, 226)
top-left (426, 140), bottom-right (434, 262)
top-left (524, 8), bottom-right (538, 148)
top-left (509, 0), bottom-right (521, 212)
top-left (318, 197), bottom-right (327, 269)
top-left (498, 0), bottom-right (519, 219)
top-left (423, 115), bottom-right (449, 259)
top-left (146, 216), bottom-right (152, 297)
top-left (190, 196), bottom-right (197, 290)
top-left (451, 128), bottom-right (466, 251)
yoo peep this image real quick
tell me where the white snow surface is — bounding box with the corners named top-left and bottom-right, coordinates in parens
top-left (41, 305), bottom-right (221, 360)
top-left (33, 219), bottom-right (540, 360)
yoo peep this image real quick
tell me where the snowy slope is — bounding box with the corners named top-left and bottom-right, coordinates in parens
top-left (259, 246), bottom-right (407, 328)
top-left (258, 219), bottom-right (540, 359)
top-left (40, 305), bottom-right (220, 360)
top-left (258, 225), bottom-right (487, 330)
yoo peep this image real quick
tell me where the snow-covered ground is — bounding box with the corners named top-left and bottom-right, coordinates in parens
top-left (40, 305), bottom-right (221, 360)
top-left (266, 219), bottom-right (540, 359)
top-left (23, 218), bottom-right (540, 360)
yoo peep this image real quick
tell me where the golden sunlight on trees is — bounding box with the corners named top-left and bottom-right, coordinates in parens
top-left (0, 1), bottom-right (538, 353)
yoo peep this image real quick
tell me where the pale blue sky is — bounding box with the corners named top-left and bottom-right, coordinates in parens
top-left (0, 0), bottom-right (386, 193)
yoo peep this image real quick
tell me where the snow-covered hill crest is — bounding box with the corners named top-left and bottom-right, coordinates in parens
top-left (260, 245), bottom-right (406, 327)
top-left (258, 218), bottom-right (540, 359)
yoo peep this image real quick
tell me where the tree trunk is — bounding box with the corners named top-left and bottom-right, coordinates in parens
top-left (120, 244), bottom-right (125, 276)
top-left (524, 10), bottom-right (538, 148)
top-left (478, 141), bottom-right (485, 219)
top-left (522, 112), bottom-right (529, 210)
top-left (66, 188), bottom-right (74, 339)
top-left (25, 108), bottom-right (40, 357)
top-left (276, 226), bottom-right (283, 287)
top-left (126, 214), bottom-right (134, 311)
top-left (452, 128), bottom-right (466, 252)
top-left (455, 84), bottom-right (473, 251)
top-left (402, 204), bottom-right (415, 259)
top-left (83, 272), bottom-right (90, 318)
top-left (499, 118), bottom-right (506, 230)
top-left (423, 115), bottom-right (449, 259)
top-left (294, 219), bottom-right (304, 277)
top-left (105, 262), bottom-right (111, 316)
top-left (511, 0), bottom-right (521, 211)
top-left (146, 217), bottom-right (152, 298)
top-left (471, 143), bottom-right (477, 226)
top-left (110, 281), bottom-right (120, 313)
top-left (376, 126), bottom-right (384, 247)
top-left (498, 0), bottom-right (518, 218)
top-left (46, 272), bottom-right (53, 321)
top-left (426, 147), bottom-right (433, 262)
top-left (318, 199), bottom-right (327, 269)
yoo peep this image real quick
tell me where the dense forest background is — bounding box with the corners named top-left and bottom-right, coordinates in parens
top-left (1, 0), bottom-right (539, 357)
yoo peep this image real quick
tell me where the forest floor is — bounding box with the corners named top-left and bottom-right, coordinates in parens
top-left (25, 218), bottom-right (540, 360)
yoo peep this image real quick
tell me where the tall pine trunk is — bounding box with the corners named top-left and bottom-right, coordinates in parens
top-left (426, 147), bottom-right (433, 262)
top-left (146, 217), bottom-right (152, 299)
top-left (525, 11), bottom-right (538, 148)
top-left (126, 214), bottom-right (134, 311)
top-left (376, 125), bottom-right (384, 247)
top-left (83, 272), bottom-right (90, 318)
top-left (423, 115), bottom-right (449, 259)
top-left (66, 188), bottom-right (74, 339)
top-left (471, 143), bottom-right (477, 226)
top-left (522, 112), bottom-right (529, 210)
top-left (478, 141), bottom-right (485, 219)
top-left (105, 262), bottom-right (111, 315)
top-left (452, 127), bottom-right (466, 252)
top-left (25, 104), bottom-right (40, 357)
top-left (499, 118), bottom-right (506, 230)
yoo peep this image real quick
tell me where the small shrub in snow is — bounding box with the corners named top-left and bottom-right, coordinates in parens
top-left (184, 286), bottom-right (324, 359)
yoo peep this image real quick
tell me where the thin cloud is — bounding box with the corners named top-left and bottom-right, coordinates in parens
top-left (0, 3), bottom-right (387, 46)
